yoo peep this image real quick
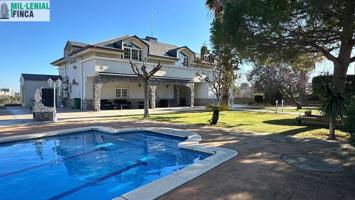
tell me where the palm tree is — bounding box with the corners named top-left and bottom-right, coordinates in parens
top-left (319, 79), bottom-right (347, 140)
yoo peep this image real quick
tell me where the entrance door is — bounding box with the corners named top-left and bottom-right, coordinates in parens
top-left (41, 88), bottom-right (54, 107)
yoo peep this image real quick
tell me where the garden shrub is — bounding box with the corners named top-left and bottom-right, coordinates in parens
top-left (312, 75), bottom-right (355, 97)
top-left (345, 96), bottom-right (355, 144)
top-left (254, 95), bottom-right (264, 104)
top-left (0, 95), bottom-right (20, 106)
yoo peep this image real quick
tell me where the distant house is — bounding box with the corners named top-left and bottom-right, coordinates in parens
top-left (20, 74), bottom-right (61, 107)
top-left (0, 88), bottom-right (15, 96)
top-left (237, 82), bottom-right (254, 98)
top-left (51, 35), bottom-right (216, 110)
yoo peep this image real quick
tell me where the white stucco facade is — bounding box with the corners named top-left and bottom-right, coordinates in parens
top-left (53, 36), bottom-right (216, 110)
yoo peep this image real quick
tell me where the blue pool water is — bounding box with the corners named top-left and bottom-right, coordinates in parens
top-left (0, 130), bottom-right (209, 199)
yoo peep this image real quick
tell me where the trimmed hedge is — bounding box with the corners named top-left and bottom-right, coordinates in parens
top-left (254, 95), bottom-right (264, 104)
top-left (312, 75), bottom-right (355, 97)
top-left (346, 96), bottom-right (355, 143)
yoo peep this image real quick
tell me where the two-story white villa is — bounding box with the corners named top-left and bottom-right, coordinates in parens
top-left (51, 35), bottom-right (215, 111)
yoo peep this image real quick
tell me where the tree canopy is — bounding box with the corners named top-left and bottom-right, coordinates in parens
top-left (210, 0), bottom-right (354, 89)
top-left (247, 52), bottom-right (318, 106)
top-left (207, 0), bottom-right (355, 139)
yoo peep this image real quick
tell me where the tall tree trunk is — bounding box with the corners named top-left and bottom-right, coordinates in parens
top-left (326, 14), bottom-right (353, 138)
top-left (210, 109), bottom-right (220, 125)
top-left (298, 70), bottom-right (307, 108)
top-left (285, 88), bottom-right (301, 109)
top-left (211, 99), bottom-right (221, 125)
top-left (329, 60), bottom-right (349, 139)
top-left (143, 79), bottom-right (149, 118)
top-left (282, 85), bottom-right (301, 108)
top-left (221, 90), bottom-right (229, 106)
top-left (333, 62), bottom-right (348, 91)
top-left (293, 99), bottom-right (302, 109)
top-left (328, 115), bottom-right (336, 140)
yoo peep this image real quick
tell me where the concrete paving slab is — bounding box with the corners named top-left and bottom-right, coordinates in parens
top-left (281, 153), bottom-right (344, 173)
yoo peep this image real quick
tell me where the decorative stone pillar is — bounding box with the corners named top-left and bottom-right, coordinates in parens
top-left (93, 76), bottom-right (103, 111)
top-left (187, 82), bottom-right (194, 107)
top-left (149, 85), bottom-right (157, 109)
top-left (82, 99), bottom-right (93, 111)
top-left (173, 85), bottom-right (179, 106)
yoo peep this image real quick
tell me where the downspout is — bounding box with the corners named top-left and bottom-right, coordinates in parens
top-left (81, 59), bottom-right (84, 110)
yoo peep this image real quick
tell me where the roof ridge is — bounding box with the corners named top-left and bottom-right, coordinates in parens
top-left (21, 73), bottom-right (61, 81)
top-left (94, 35), bottom-right (131, 46)
top-left (21, 73), bottom-right (60, 76)
top-left (67, 40), bottom-right (89, 46)
top-left (143, 39), bottom-right (179, 48)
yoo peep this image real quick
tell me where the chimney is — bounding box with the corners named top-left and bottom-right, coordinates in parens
top-left (145, 36), bottom-right (158, 43)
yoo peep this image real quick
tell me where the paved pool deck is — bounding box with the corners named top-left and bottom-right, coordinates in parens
top-left (0, 118), bottom-right (354, 200)
top-left (0, 106), bottom-right (205, 126)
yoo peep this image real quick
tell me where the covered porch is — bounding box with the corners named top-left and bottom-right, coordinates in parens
top-left (91, 73), bottom-right (195, 111)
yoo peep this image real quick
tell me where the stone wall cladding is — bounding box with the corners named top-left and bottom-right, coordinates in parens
top-left (187, 82), bottom-right (194, 107)
top-left (149, 86), bottom-right (157, 109)
top-left (93, 76), bottom-right (104, 111)
top-left (82, 99), bottom-right (93, 110)
top-left (33, 111), bottom-right (53, 121)
top-left (194, 98), bottom-right (214, 106)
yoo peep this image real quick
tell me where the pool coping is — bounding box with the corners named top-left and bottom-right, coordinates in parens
top-left (0, 126), bottom-right (238, 200)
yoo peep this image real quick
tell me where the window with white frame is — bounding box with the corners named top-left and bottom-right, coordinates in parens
top-left (123, 42), bottom-right (142, 61)
top-left (132, 49), bottom-right (139, 60)
top-left (124, 48), bottom-right (130, 59)
top-left (116, 88), bottom-right (128, 98)
top-left (121, 89), bottom-right (128, 97)
top-left (124, 48), bottom-right (142, 61)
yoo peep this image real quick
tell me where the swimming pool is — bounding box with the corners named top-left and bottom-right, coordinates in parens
top-left (0, 127), bottom-right (237, 200)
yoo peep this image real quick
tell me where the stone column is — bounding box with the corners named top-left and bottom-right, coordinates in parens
top-left (187, 82), bottom-right (194, 107)
top-left (82, 99), bottom-right (93, 111)
top-left (149, 85), bottom-right (157, 109)
top-left (173, 85), bottom-right (179, 106)
top-left (93, 77), bottom-right (103, 111)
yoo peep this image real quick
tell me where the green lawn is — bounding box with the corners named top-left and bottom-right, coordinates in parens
top-left (128, 111), bottom-right (349, 141)
top-left (261, 106), bottom-right (322, 115)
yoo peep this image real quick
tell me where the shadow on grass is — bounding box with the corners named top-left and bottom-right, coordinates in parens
top-left (149, 116), bottom-right (184, 122)
top-left (276, 126), bottom-right (319, 136)
top-left (149, 115), bottom-right (208, 126)
top-left (218, 122), bottom-right (252, 129)
top-left (263, 118), bottom-right (299, 126)
top-left (263, 118), bottom-right (331, 137)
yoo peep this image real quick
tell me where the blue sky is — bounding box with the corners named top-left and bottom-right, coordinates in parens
top-left (0, 0), bottom-right (354, 92)
top-left (0, 0), bottom-right (214, 91)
